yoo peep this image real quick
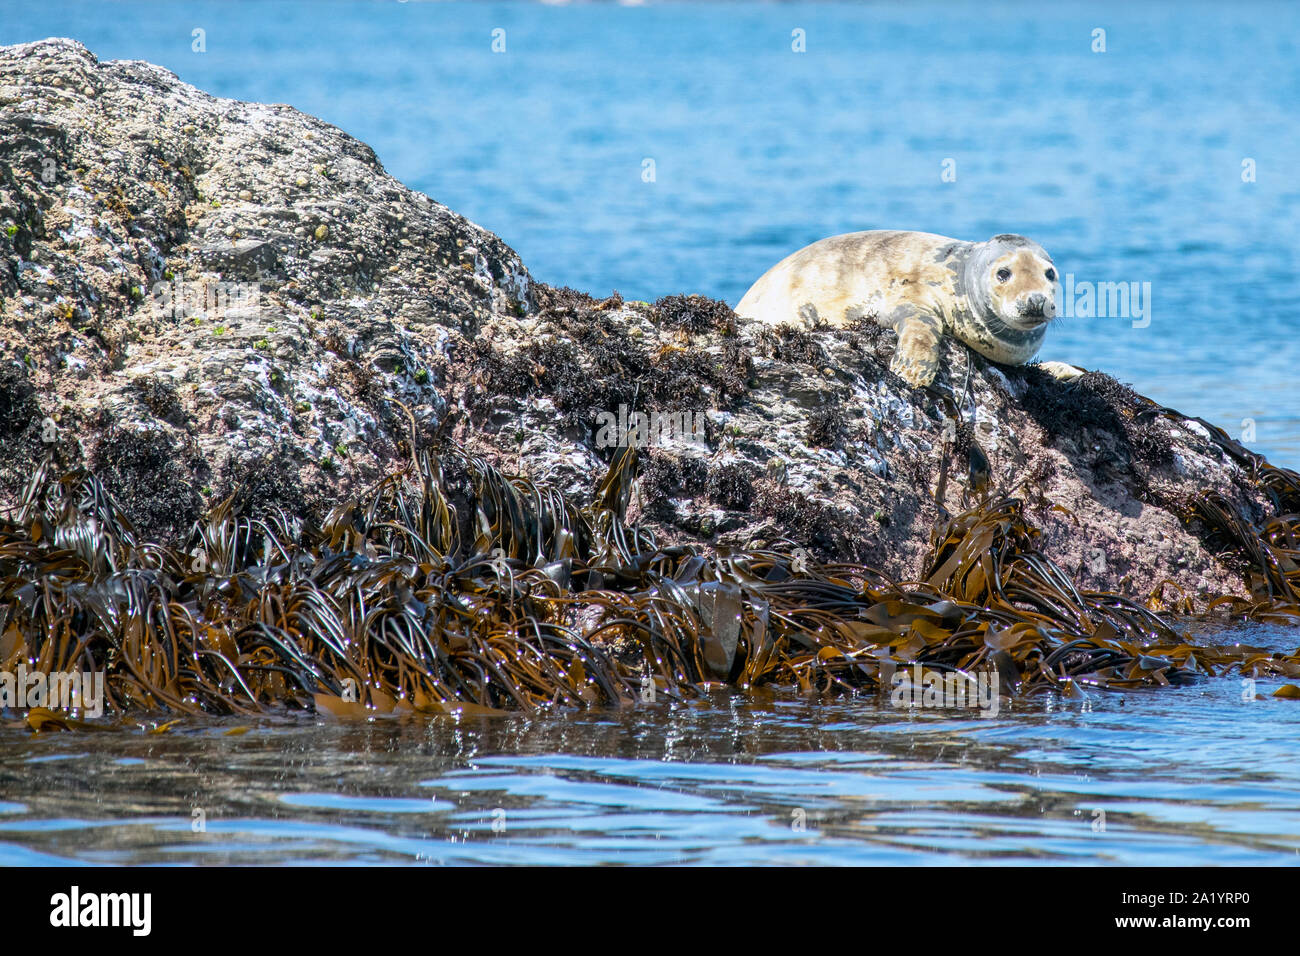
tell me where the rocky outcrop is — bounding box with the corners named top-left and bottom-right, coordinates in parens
top-left (0, 38), bottom-right (1280, 607)
top-left (0, 38), bottom-right (529, 539)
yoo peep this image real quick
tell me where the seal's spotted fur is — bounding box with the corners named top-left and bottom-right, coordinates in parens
top-left (736, 231), bottom-right (1060, 386)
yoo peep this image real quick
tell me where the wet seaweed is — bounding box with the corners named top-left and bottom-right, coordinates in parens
top-left (4, 417), bottom-right (1300, 723)
top-left (753, 324), bottom-right (828, 366)
top-left (640, 451), bottom-right (710, 519)
top-left (805, 401), bottom-right (847, 450)
top-left (1174, 418), bottom-right (1300, 623)
top-left (707, 461), bottom-right (758, 511)
top-left (1019, 367), bottom-right (1173, 469)
top-left (651, 294), bottom-right (738, 336)
top-left (466, 297), bottom-right (752, 447)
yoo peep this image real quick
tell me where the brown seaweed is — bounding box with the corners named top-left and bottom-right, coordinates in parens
top-left (2, 424), bottom-right (1300, 723)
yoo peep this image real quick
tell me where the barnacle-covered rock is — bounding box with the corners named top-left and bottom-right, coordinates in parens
top-left (0, 38), bottom-right (530, 538)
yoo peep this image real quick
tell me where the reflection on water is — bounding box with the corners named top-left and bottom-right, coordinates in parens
top-left (2, 622), bottom-right (1298, 865)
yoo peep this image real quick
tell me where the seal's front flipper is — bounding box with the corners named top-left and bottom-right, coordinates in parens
top-left (889, 315), bottom-right (943, 387)
top-left (1038, 361), bottom-right (1085, 382)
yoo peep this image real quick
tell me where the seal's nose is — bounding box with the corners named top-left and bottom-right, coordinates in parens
top-left (1022, 293), bottom-right (1049, 318)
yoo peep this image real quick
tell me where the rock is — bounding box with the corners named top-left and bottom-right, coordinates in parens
top-left (0, 38), bottom-right (1280, 607)
top-left (0, 38), bottom-right (531, 539)
top-left (196, 237), bottom-right (280, 277)
top-left (464, 284), bottom-right (1282, 604)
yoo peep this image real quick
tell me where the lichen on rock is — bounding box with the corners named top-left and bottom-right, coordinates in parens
top-left (1, 38), bottom-right (530, 541)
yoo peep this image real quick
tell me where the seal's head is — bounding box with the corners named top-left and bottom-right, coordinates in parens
top-left (967, 234), bottom-right (1059, 331)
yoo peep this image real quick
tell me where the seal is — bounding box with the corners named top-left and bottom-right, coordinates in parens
top-left (735, 231), bottom-right (1060, 386)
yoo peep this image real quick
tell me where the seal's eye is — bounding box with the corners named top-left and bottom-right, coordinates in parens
top-left (1045, 268), bottom-right (1057, 282)
top-left (996, 268), bottom-right (1011, 282)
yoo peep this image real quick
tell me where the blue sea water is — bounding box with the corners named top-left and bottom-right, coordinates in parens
top-left (2, 1), bottom-right (1300, 867)
top-left (3, 0), bottom-right (1297, 465)
top-left (4, 665), bottom-right (1300, 866)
